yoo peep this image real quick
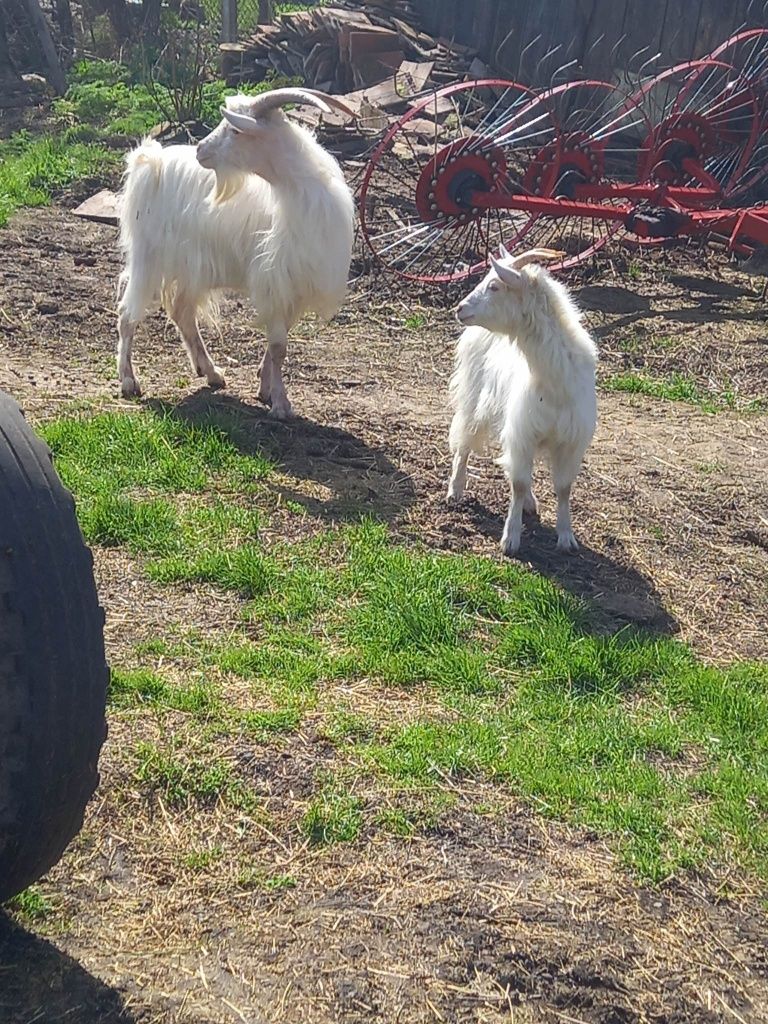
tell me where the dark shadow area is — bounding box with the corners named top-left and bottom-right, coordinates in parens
top-left (575, 284), bottom-right (652, 314)
top-left (146, 391), bottom-right (416, 525)
top-left (592, 295), bottom-right (767, 339)
top-left (453, 497), bottom-right (679, 637)
top-left (0, 913), bottom-right (135, 1023)
top-left (658, 298), bottom-right (767, 325)
top-left (668, 273), bottom-right (755, 298)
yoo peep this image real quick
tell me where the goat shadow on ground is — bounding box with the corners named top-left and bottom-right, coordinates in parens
top-left (147, 391), bottom-right (416, 525)
top-left (453, 497), bottom-right (679, 637)
top-left (0, 913), bottom-right (135, 1024)
top-left (589, 273), bottom-right (765, 338)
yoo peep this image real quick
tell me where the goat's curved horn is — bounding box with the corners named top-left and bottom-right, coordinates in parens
top-left (302, 89), bottom-right (358, 119)
top-left (249, 88), bottom-right (337, 117)
top-left (510, 248), bottom-right (566, 269)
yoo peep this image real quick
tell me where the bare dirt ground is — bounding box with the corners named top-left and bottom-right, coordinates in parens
top-left (1, 204), bottom-right (767, 1024)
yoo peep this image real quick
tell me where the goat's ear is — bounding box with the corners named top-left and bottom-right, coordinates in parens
top-left (498, 242), bottom-right (511, 260)
top-left (490, 255), bottom-right (522, 288)
top-left (221, 107), bottom-right (262, 135)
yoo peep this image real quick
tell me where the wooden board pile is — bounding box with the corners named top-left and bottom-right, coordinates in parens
top-left (220, 0), bottom-right (482, 96)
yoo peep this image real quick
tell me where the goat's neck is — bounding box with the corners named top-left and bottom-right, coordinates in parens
top-left (514, 315), bottom-right (587, 396)
top-left (269, 171), bottom-right (339, 231)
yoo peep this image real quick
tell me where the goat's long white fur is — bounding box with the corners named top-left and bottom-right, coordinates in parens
top-left (447, 249), bottom-right (597, 554)
top-left (116, 91), bottom-right (355, 417)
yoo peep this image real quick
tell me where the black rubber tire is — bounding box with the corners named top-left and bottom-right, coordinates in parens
top-left (0, 390), bottom-right (108, 904)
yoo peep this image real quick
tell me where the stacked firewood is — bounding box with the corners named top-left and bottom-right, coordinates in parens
top-left (220, 0), bottom-right (481, 96)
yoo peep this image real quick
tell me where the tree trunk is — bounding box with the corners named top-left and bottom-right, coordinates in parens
top-left (102, 0), bottom-right (131, 42)
top-left (141, 0), bottom-right (162, 40)
top-left (54, 0), bottom-right (74, 60)
top-left (257, 0), bottom-right (273, 25)
top-left (20, 0), bottom-right (66, 92)
top-left (0, 6), bottom-right (20, 81)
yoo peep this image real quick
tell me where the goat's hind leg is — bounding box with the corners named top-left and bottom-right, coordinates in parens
top-left (117, 270), bottom-right (150, 398)
top-left (446, 447), bottom-right (470, 502)
top-left (264, 324), bottom-right (292, 420)
top-left (257, 347), bottom-right (273, 405)
top-left (523, 486), bottom-right (538, 516)
top-left (172, 298), bottom-right (225, 390)
top-left (551, 446), bottom-right (584, 552)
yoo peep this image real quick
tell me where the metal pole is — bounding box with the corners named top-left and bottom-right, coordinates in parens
top-left (221, 0), bottom-right (238, 43)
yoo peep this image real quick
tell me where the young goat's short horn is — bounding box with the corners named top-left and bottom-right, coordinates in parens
top-left (510, 248), bottom-right (567, 269)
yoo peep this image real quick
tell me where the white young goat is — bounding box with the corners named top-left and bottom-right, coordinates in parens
top-left (116, 88), bottom-right (356, 418)
top-left (447, 247), bottom-right (597, 555)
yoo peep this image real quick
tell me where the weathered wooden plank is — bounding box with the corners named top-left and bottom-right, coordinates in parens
top-left (72, 190), bottom-right (121, 226)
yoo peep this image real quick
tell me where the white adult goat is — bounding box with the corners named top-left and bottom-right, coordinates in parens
top-left (447, 247), bottom-right (597, 555)
top-left (116, 88), bottom-right (356, 418)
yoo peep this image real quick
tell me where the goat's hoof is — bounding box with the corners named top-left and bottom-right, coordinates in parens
top-left (557, 532), bottom-right (579, 552)
top-left (269, 400), bottom-right (294, 421)
top-left (500, 534), bottom-right (521, 558)
top-left (206, 367), bottom-right (226, 390)
top-left (120, 377), bottom-right (142, 399)
top-left (446, 487), bottom-right (465, 504)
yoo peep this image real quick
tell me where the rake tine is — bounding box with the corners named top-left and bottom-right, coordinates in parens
top-left (586, 31), bottom-right (606, 64)
top-left (518, 33), bottom-right (543, 83)
top-left (626, 43), bottom-right (651, 85)
top-left (550, 57), bottom-right (579, 88)
top-left (637, 50), bottom-right (663, 81)
top-left (610, 32), bottom-right (628, 70)
top-left (493, 23), bottom-right (517, 77)
top-left (539, 42), bottom-right (564, 83)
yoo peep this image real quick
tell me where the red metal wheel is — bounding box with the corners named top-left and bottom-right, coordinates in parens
top-left (695, 31), bottom-right (768, 198)
top-left (501, 79), bottom-right (652, 271)
top-left (630, 60), bottom-right (760, 198)
top-left (620, 59), bottom-right (761, 250)
top-left (358, 79), bottom-right (558, 282)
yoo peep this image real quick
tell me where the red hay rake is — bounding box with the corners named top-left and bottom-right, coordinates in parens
top-left (358, 29), bottom-right (768, 282)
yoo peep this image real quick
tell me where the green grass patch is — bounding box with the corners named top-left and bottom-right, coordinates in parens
top-left (48, 405), bottom-right (768, 884)
top-left (6, 886), bottom-right (53, 920)
top-left (237, 868), bottom-right (297, 891)
top-left (134, 741), bottom-right (257, 811)
top-left (110, 667), bottom-right (220, 716)
top-left (182, 846), bottom-right (224, 871)
top-left (603, 371), bottom-right (767, 413)
top-left (1, 58), bottom-right (300, 227)
top-left (42, 407), bottom-right (271, 560)
top-left (301, 787), bottom-right (364, 845)
top-left (0, 134), bottom-right (119, 228)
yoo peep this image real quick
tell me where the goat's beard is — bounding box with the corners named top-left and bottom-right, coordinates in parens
top-left (211, 168), bottom-right (246, 205)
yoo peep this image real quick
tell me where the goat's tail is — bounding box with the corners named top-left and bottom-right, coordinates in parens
top-left (119, 139), bottom-right (164, 249)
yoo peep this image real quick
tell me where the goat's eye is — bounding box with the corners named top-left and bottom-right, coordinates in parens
top-left (489, 282), bottom-right (500, 292)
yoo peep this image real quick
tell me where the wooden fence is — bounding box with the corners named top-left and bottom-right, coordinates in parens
top-left (411, 0), bottom-right (767, 86)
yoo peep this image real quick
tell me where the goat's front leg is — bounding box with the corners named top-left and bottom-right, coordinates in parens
top-left (499, 448), bottom-right (533, 556)
top-left (551, 446), bottom-right (584, 552)
top-left (172, 300), bottom-right (225, 390)
top-left (265, 324), bottom-right (292, 419)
